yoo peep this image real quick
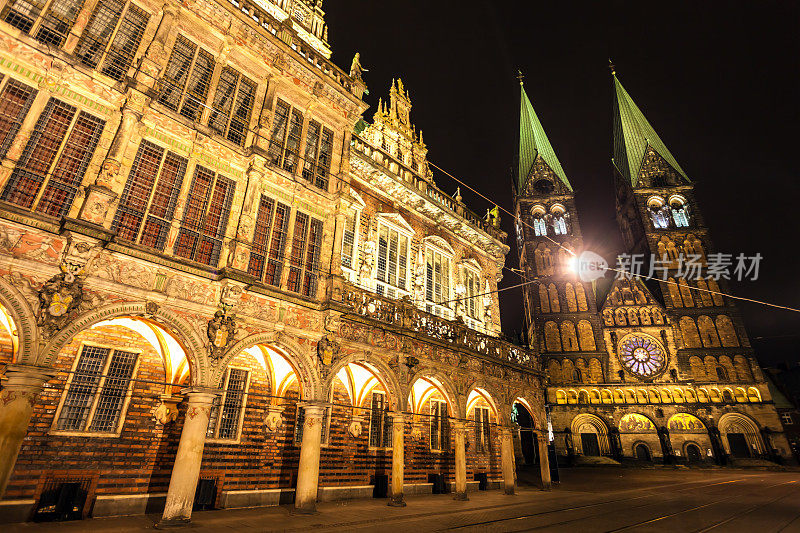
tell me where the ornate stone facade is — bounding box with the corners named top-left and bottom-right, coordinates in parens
top-left (0, 0), bottom-right (544, 523)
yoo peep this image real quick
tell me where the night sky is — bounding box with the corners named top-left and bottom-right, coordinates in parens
top-left (324, 1), bottom-right (800, 365)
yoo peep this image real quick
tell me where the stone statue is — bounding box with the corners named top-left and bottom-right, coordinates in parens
top-left (350, 52), bottom-right (367, 81)
top-left (359, 240), bottom-right (376, 284)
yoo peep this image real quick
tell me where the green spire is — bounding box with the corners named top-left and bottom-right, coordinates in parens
top-left (612, 72), bottom-right (690, 186)
top-left (518, 82), bottom-right (572, 192)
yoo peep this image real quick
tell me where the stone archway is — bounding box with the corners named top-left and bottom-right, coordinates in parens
top-left (0, 278), bottom-right (38, 364)
top-left (719, 412), bottom-right (764, 458)
top-left (322, 353), bottom-right (404, 412)
top-left (39, 301), bottom-right (207, 384)
top-left (570, 413), bottom-right (610, 456)
top-left (406, 367), bottom-right (463, 419)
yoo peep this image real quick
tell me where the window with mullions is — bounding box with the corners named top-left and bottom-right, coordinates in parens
top-left (473, 406), bottom-right (490, 453)
top-left (0, 76), bottom-right (38, 160)
top-left (425, 247), bottom-right (452, 319)
top-left (2, 0), bottom-right (86, 47)
top-left (1, 97), bottom-right (105, 218)
top-left (248, 195), bottom-right (290, 286)
top-left (267, 99), bottom-right (302, 173)
top-left (208, 67), bottom-right (256, 147)
top-left (157, 35), bottom-right (215, 121)
top-left (430, 399), bottom-right (449, 452)
top-left (368, 391), bottom-right (393, 448)
top-left (286, 212), bottom-right (322, 298)
top-left (340, 206), bottom-right (360, 271)
top-left (463, 267), bottom-right (482, 324)
top-left (206, 367), bottom-right (249, 441)
top-left (112, 141), bottom-right (187, 250)
top-left (301, 120), bottom-right (333, 190)
top-left (375, 224), bottom-right (409, 298)
top-left (74, 0), bottom-right (149, 82)
top-left (174, 165), bottom-right (234, 266)
top-left (54, 344), bottom-right (138, 434)
top-left (293, 405), bottom-right (331, 445)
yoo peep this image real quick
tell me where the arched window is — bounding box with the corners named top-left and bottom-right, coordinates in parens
top-left (539, 284), bottom-right (551, 313)
top-left (548, 283), bottom-right (560, 312)
top-left (678, 278), bottom-right (694, 307)
top-left (696, 279), bottom-right (714, 306)
top-left (545, 321), bottom-right (562, 352)
top-left (575, 284), bottom-right (588, 311)
top-left (531, 204), bottom-right (547, 236)
top-left (669, 195), bottom-right (690, 227)
top-left (561, 321), bottom-right (579, 351)
top-left (716, 315), bottom-right (739, 347)
top-left (578, 390), bottom-right (589, 404)
top-left (647, 196), bottom-right (669, 229)
top-left (715, 366), bottom-right (729, 382)
top-left (698, 315), bottom-right (721, 347)
top-left (551, 204), bottom-right (569, 235)
top-left (548, 360), bottom-right (563, 384)
top-left (680, 317), bottom-right (702, 348)
top-left (578, 321), bottom-right (596, 351)
top-left (565, 283), bottom-right (578, 312)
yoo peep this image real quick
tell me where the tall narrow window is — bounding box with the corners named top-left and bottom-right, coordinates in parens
top-left (426, 247), bottom-right (452, 318)
top-left (375, 224), bottom-right (409, 299)
top-left (533, 216), bottom-right (547, 236)
top-left (206, 368), bottom-right (249, 441)
top-left (474, 406), bottom-right (490, 453)
top-left (1, 98), bottom-right (105, 218)
top-left (55, 344), bottom-right (138, 434)
top-left (267, 99), bottom-right (302, 173)
top-left (430, 399), bottom-right (449, 451)
top-left (340, 206), bottom-right (360, 271)
top-left (368, 391), bottom-right (392, 448)
top-left (0, 77), bottom-right (38, 159)
top-left (174, 165), bottom-right (235, 266)
top-left (208, 67), bottom-right (256, 147)
top-left (158, 35), bottom-right (215, 121)
top-left (286, 212), bottom-right (322, 298)
top-left (112, 141), bottom-right (187, 250)
top-left (249, 196), bottom-right (290, 286)
top-left (74, 0), bottom-right (150, 81)
top-left (302, 120), bottom-right (333, 190)
top-left (463, 267), bottom-right (482, 328)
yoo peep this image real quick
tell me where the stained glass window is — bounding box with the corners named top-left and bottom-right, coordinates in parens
top-left (618, 335), bottom-right (666, 378)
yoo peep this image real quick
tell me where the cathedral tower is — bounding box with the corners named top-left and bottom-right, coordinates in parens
top-left (514, 82), bottom-right (607, 388)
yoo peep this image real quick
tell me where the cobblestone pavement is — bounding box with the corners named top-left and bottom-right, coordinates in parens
top-left (7, 468), bottom-right (800, 532)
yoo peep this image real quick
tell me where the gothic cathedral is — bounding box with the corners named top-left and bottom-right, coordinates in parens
top-left (514, 73), bottom-right (792, 465)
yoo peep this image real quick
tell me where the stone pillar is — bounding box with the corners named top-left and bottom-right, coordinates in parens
top-left (538, 433), bottom-right (551, 491)
top-left (388, 413), bottom-right (405, 507)
top-left (135, 2), bottom-right (180, 89)
top-left (295, 404), bottom-right (325, 513)
top-left (0, 89), bottom-right (51, 190)
top-left (500, 426), bottom-right (515, 495)
top-left (453, 420), bottom-right (468, 501)
top-left (158, 389), bottom-right (217, 526)
top-left (0, 365), bottom-right (54, 497)
top-left (63, 0), bottom-right (101, 53)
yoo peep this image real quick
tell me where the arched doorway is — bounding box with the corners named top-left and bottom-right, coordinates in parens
top-left (570, 414), bottom-right (610, 456)
top-left (618, 413), bottom-right (657, 460)
top-left (685, 443), bottom-right (703, 463)
top-left (667, 413), bottom-right (712, 462)
top-left (408, 376), bottom-right (458, 493)
top-left (512, 401), bottom-right (537, 465)
top-left (635, 443), bottom-right (652, 461)
top-left (719, 413), bottom-right (764, 458)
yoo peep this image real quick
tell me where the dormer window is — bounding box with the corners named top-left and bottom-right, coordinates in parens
top-left (647, 196), bottom-right (669, 229)
top-left (669, 195), bottom-right (690, 227)
top-left (550, 204), bottom-right (569, 235)
top-left (531, 205), bottom-right (547, 236)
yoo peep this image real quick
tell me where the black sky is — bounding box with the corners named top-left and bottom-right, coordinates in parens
top-left (324, 0), bottom-right (800, 365)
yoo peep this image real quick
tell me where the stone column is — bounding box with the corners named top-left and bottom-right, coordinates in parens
top-left (538, 433), bottom-right (551, 491)
top-left (453, 420), bottom-right (468, 501)
top-left (158, 389), bottom-right (217, 526)
top-left (500, 426), bottom-right (515, 495)
top-left (388, 413), bottom-right (405, 507)
top-left (295, 404), bottom-right (325, 513)
top-left (0, 89), bottom-right (51, 190)
top-left (63, 0), bottom-right (101, 53)
top-left (135, 2), bottom-right (180, 89)
top-left (0, 365), bottom-right (54, 497)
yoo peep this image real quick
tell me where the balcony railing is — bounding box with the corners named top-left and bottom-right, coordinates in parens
top-left (350, 136), bottom-right (507, 245)
top-left (329, 279), bottom-right (537, 370)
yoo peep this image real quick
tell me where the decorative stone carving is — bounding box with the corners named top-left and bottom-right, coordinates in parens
top-left (264, 408), bottom-right (284, 432)
top-left (359, 240), bottom-right (376, 284)
top-left (348, 416), bottom-right (363, 438)
top-left (317, 333), bottom-right (340, 366)
top-left (207, 310), bottom-right (237, 360)
top-left (37, 268), bottom-right (84, 337)
top-left (153, 395), bottom-right (180, 425)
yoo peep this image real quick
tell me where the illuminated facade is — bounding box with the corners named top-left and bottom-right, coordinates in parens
top-left (0, 0), bottom-right (547, 524)
top-left (514, 75), bottom-right (793, 466)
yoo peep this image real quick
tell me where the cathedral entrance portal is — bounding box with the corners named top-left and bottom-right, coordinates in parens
top-left (686, 443), bottom-right (702, 463)
top-left (581, 433), bottom-right (601, 456)
top-left (728, 434), bottom-right (751, 458)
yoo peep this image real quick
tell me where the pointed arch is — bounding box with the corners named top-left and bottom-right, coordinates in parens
top-left (575, 283), bottom-right (588, 311)
top-left (406, 368), bottom-right (462, 418)
top-left (539, 284), bottom-right (550, 313)
top-left (561, 320), bottom-right (579, 351)
top-left (697, 315), bottom-right (721, 347)
top-left (715, 315), bottom-right (739, 347)
top-left (324, 352), bottom-right (404, 411)
top-left (565, 283), bottom-right (577, 312)
top-left (578, 320), bottom-right (596, 351)
top-left (680, 316), bottom-right (701, 348)
top-left (678, 278), bottom-right (694, 307)
top-left (719, 412), bottom-right (764, 455)
top-left (548, 283), bottom-right (560, 312)
top-left (571, 413), bottom-right (610, 455)
top-left (545, 321), bottom-right (562, 352)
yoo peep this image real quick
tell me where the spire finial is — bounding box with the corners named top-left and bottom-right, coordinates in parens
top-left (608, 58), bottom-right (616, 76)
top-left (517, 69), bottom-right (525, 86)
